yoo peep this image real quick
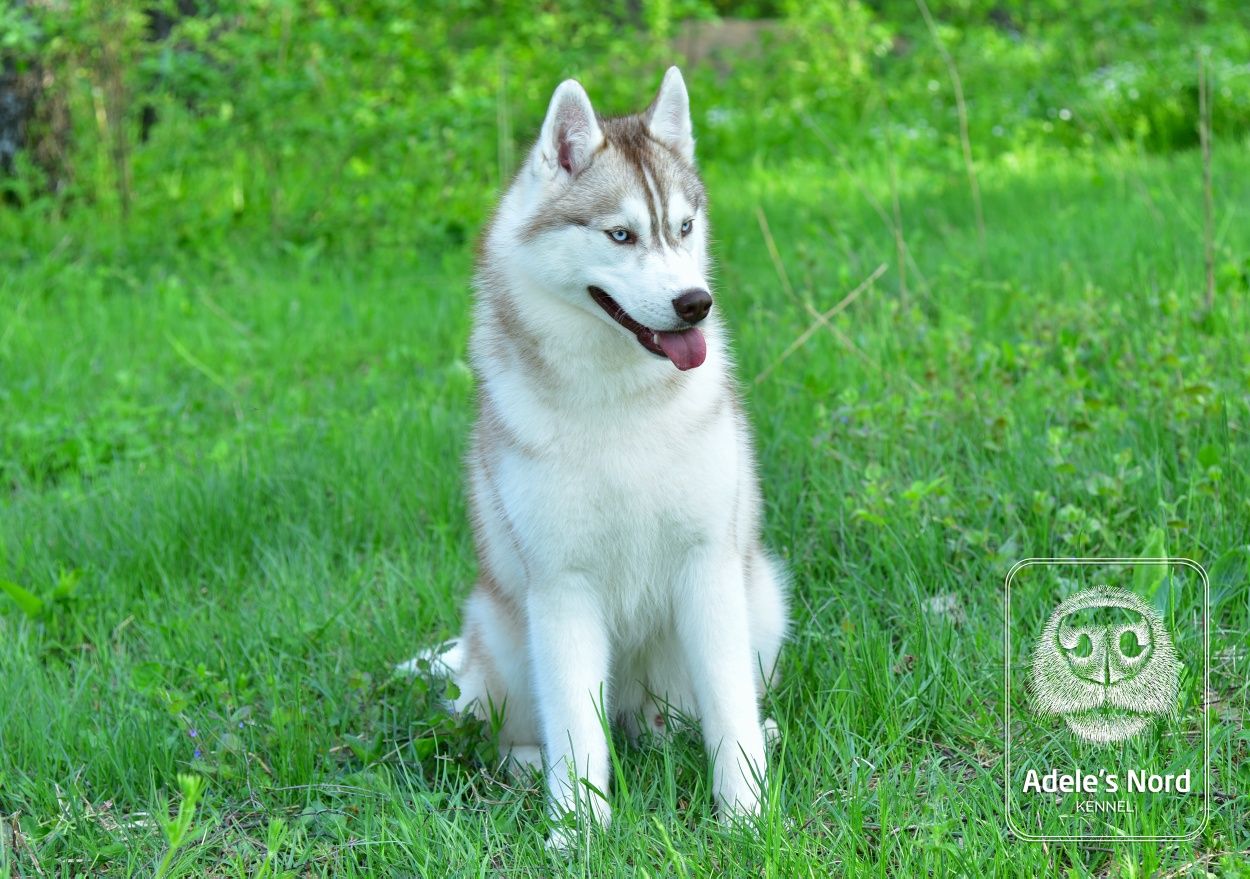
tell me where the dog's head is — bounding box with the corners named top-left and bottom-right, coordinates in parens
top-left (503, 68), bottom-right (712, 371)
top-left (1029, 586), bottom-right (1182, 744)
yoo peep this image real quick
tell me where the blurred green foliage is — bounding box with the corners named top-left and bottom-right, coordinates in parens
top-left (1, 0), bottom-right (1247, 259)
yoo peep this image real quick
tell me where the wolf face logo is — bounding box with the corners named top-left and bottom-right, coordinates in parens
top-left (1029, 587), bottom-right (1182, 743)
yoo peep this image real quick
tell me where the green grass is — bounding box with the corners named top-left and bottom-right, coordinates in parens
top-left (1, 138), bottom-right (1248, 875)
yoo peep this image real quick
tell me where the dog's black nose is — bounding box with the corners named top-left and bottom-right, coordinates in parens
top-left (672, 288), bottom-right (713, 324)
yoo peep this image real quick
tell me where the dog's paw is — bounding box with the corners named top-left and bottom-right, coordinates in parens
top-left (394, 639), bottom-right (462, 678)
top-left (715, 795), bottom-right (761, 826)
top-left (544, 797), bottom-right (610, 853)
top-left (544, 824), bottom-right (580, 854)
top-left (714, 771), bottom-right (763, 825)
top-left (762, 717), bottom-right (780, 750)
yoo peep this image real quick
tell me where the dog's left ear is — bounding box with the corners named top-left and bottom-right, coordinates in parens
top-left (646, 67), bottom-right (695, 163)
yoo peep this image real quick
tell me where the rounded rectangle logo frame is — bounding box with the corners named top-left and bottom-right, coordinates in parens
top-left (1002, 557), bottom-right (1210, 843)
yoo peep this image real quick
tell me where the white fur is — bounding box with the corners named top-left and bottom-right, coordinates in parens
top-left (537, 79), bottom-right (603, 176)
top-left (406, 68), bottom-right (788, 846)
top-left (647, 66), bottom-right (696, 162)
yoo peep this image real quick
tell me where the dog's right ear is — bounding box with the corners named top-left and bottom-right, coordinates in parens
top-left (538, 79), bottom-right (603, 177)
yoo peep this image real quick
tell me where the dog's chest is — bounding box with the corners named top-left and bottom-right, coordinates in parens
top-left (489, 386), bottom-right (738, 590)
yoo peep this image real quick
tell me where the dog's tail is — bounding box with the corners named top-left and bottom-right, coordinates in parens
top-left (395, 638), bottom-right (465, 679)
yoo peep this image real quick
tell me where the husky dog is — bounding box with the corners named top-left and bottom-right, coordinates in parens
top-left (412, 67), bottom-right (788, 842)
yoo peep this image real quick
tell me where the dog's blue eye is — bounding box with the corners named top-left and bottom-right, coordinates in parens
top-left (680, 219), bottom-right (693, 236)
top-left (607, 228), bottom-right (634, 244)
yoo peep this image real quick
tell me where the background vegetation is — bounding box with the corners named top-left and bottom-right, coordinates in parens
top-left (1, 0), bottom-right (1248, 875)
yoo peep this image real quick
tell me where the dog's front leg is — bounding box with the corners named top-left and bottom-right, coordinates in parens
top-left (676, 550), bottom-right (767, 818)
top-left (526, 577), bottom-right (612, 842)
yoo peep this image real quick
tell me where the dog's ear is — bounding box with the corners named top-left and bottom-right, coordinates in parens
top-left (645, 67), bottom-right (694, 163)
top-left (539, 79), bottom-right (603, 177)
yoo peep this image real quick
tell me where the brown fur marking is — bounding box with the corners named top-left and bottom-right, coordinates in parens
top-left (516, 113), bottom-right (705, 247)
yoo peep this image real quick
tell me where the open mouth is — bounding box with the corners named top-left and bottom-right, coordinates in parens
top-left (588, 286), bottom-right (707, 371)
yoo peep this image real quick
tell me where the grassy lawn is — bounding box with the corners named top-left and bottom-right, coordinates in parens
top-left (2, 138), bottom-right (1248, 875)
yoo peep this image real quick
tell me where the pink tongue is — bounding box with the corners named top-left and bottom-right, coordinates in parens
top-left (656, 328), bottom-right (707, 370)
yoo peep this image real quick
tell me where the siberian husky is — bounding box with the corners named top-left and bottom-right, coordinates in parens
top-left (407, 67), bottom-right (788, 843)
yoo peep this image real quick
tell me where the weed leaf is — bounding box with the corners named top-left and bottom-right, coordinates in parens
top-left (0, 580), bottom-right (45, 619)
